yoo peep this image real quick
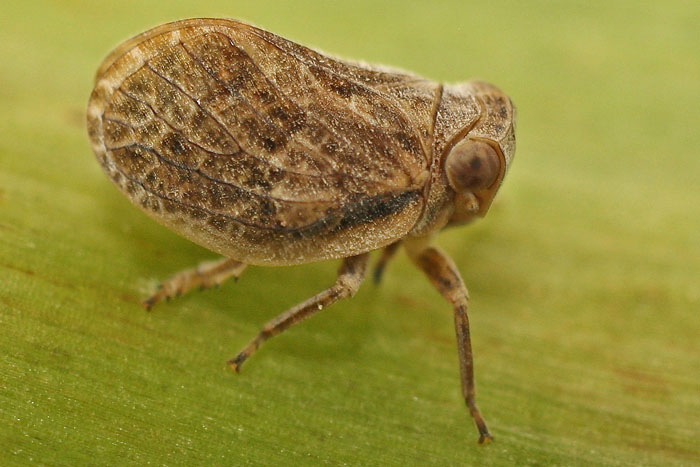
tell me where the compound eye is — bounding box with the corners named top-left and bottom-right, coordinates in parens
top-left (445, 139), bottom-right (501, 192)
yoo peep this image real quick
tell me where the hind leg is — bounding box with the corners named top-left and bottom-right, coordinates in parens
top-left (143, 257), bottom-right (247, 310)
top-left (229, 253), bottom-right (369, 371)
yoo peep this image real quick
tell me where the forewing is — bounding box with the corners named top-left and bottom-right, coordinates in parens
top-left (88, 19), bottom-right (437, 239)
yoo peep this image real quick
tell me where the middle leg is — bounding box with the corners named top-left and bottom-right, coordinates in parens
top-left (372, 241), bottom-right (401, 285)
top-left (229, 253), bottom-right (369, 372)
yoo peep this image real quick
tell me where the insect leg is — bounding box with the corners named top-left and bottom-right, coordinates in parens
top-left (228, 253), bottom-right (369, 372)
top-left (372, 241), bottom-right (401, 285)
top-left (143, 258), bottom-right (247, 310)
top-left (407, 243), bottom-right (493, 444)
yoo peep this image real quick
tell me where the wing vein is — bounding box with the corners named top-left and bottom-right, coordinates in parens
top-left (106, 142), bottom-right (336, 204)
top-left (112, 160), bottom-right (418, 236)
top-left (114, 86), bottom-right (339, 181)
top-left (189, 32), bottom-right (402, 188)
top-left (246, 29), bottom-right (426, 174)
top-left (180, 38), bottom-right (385, 187)
top-left (214, 33), bottom-right (342, 181)
top-left (111, 163), bottom-right (273, 230)
top-left (216, 32), bottom-right (387, 179)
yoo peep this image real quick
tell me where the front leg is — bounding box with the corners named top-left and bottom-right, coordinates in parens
top-left (229, 253), bottom-right (369, 371)
top-left (406, 240), bottom-right (493, 444)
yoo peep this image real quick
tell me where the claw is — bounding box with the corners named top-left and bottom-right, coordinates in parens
top-left (142, 295), bottom-right (159, 311)
top-left (227, 354), bottom-right (246, 373)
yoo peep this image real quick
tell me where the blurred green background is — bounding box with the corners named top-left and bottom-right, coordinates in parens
top-left (1, 0), bottom-right (699, 465)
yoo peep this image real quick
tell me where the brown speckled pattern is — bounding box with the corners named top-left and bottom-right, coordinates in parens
top-left (87, 18), bottom-right (517, 443)
top-left (87, 18), bottom-right (515, 265)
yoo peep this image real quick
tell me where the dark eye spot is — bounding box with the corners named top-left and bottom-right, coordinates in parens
top-left (466, 176), bottom-right (482, 187)
top-left (445, 139), bottom-right (501, 192)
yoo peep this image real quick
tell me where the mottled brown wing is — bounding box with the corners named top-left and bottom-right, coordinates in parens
top-left (87, 18), bottom-right (439, 265)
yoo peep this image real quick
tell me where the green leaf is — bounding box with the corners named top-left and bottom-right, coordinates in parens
top-left (2, 1), bottom-right (699, 465)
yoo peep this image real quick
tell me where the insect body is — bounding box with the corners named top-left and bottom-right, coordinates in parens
top-left (87, 18), bottom-right (516, 444)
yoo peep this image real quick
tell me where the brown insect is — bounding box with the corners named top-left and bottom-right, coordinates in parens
top-left (87, 18), bottom-right (516, 443)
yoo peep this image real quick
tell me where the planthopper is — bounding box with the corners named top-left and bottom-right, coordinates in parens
top-left (87, 18), bottom-right (516, 443)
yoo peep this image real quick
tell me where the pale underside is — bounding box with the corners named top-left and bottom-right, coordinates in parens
top-left (87, 19), bottom-right (444, 265)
